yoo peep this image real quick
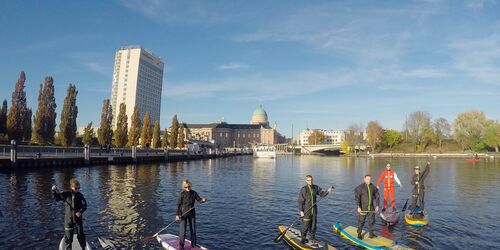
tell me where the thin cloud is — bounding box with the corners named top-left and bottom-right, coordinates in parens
top-left (217, 63), bottom-right (250, 70)
top-left (464, 0), bottom-right (496, 10)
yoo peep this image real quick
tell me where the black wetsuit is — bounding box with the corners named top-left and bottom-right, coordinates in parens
top-left (298, 185), bottom-right (329, 241)
top-left (410, 165), bottom-right (430, 211)
top-left (53, 190), bottom-right (87, 250)
top-left (354, 183), bottom-right (379, 237)
top-left (177, 190), bottom-right (203, 248)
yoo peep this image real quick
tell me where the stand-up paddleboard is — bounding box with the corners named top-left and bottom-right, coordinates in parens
top-left (97, 236), bottom-right (116, 250)
top-left (157, 234), bottom-right (208, 250)
top-left (278, 225), bottom-right (336, 250)
top-left (58, 234), bottom-right (92, 250)
top-left (379, 207), bottom-right (399, 226)
top-left (332, 223), bottom-right (412, 250)
top-left (404, 209), bottom-right (428, 227)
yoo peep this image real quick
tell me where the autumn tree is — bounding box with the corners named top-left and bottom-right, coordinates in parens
top-left (433, 117), bottom-right (451, 149)
top-left (140, 112), bottom-right (151, 147)
top-left (178, 123), bottom-right (186, 148)
top-left (404, 111), bottom-right (432, 152)
top-left (59, 84), bottom-right (78, 146)
top-left (33, 76), bottom-right (57, 145)
top-left (97, 99), bottom-right (113, 146)
top-left (170, 115), bottom-right (179, 148)
top-left (0, 100), bottom-right (7, 137)
top-left (307, 130), bottom-right (325, 145)
top-left (366, 121), bottom-right (383, 151)
top-left (453, 110), bottom-right (486, 151)
top-left (161, 128), bottom-right (169, 148)
top-left (128, 106), bottom-right (141, 147)
top-left (7, 71), bottom-right (32, 141)
top-left (483, 120), bottom-right (500, 152)
top-left (113, 103), bottom-right (128, 147)
top-left (152, 120), bottom-right (161, 149)
top-left (345, 123), bottom-right (364, 153)
top-left (82, 122), bottom-right (94, 145)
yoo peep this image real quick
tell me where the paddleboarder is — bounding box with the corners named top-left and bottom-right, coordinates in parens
top-left (376, 163), bottom-right (402, 210)
top-left (410, 162), bottom-right (431, 212)
top-left (51, 178), bottom-right (87, 250)
top-left (298, 175), bottom-right (333, 244)
top-left (176, 179), bottom-right (207, 250)
top-left (355, 174), bottom-right (379, 240)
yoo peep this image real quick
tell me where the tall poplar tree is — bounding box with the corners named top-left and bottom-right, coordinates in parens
top-left (82, 122), bottom-right (94, 145)
top-left (59, 84), bottom-right (78, 146)
top-left (161, 128), bottom-right (169, 148)
top-left (128, 106), bottom-right (141, 147)
top-left (113, 103), bottom-right (128, 147)
top-left (33, 76), bottom-right (57, 145)
top-left (169, 115), bottom-right (179, 148)
top-left (178, 123), bottom-right (186, 148)
top-left (140, 112), bottom-right (151, 147)
top-left (152, 120), bottom-right (161, 149)
top-left (97, 99), bottom-right (113, 146)
top-left (7, 71), bottom-right (32, 141)
top-left (0, 100), bottom-right (7, 136)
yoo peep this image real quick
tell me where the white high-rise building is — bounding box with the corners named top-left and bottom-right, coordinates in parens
top-left (110, 46), bottom-right (164, 129)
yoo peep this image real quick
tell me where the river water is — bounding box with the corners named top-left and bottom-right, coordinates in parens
top-left (0, 156), bottom-right (499, 249)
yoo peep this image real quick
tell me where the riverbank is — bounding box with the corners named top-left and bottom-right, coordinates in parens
top-left (362, 152), bottom-right (498, 159)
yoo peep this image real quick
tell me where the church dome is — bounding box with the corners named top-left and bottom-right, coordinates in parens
top-left (251, 104), bottom-right (269, 126)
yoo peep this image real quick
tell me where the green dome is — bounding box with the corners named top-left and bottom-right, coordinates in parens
top-left (251, 104), bottom-right (268, 125)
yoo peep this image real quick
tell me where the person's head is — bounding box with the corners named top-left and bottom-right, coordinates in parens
top-left (414, 166), bottom-right (420, 173)
top-left (364, 174), bottom-right (371, 185)
top-left (386, 163), bottom-right (391, 170)
top-left (305, 175), bottom-right (313, 185)
top-left (70, 178), bottom-right (80, 192)
top-left (182, 179), bottom-right (192, 191)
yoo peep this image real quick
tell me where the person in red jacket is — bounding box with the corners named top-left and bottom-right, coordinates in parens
top-left (376, 163), bottom-right (402, 210)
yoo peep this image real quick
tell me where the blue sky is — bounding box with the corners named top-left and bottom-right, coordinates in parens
top-left (0, 0), bottom-right (499, 137)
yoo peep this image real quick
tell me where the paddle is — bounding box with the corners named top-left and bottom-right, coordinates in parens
top-left (52, 185), bottom-right (116, 249)
top-left (273, 185), bottom-right (334, 243)
top-left (140, 205), bottom-right (199, 245)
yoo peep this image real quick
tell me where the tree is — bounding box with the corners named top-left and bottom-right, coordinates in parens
top-left (113, 103), bottom-right (128, 147)
top-left (483, 120), bottom-right (500, 152)
top-left (453, 110), bottom-right (486, 151)
top-left (7, 71), bottom-right (32, 141)
top-left (152, 120), bottom-right (161, 149)
top-left (161, 128), bottom-right (169, 148)
top-left (382, 129), bottom-right (401, 150)
top-left (59, 84), bottom-right (78, 146)
top-left (307, 130), bottom-right (325, 145)
top-left (345, 123), bottom-right (364, 153)
top-left (33, 76), bottom-right (57, 145)
top-left (404, 111), bottom-right (431, 152)
top-left (170, 115), bottom-right (179, 148)
top-left (0, 100), bottom-right (7, 136)
top-left (82, 122), bottom-right (94, 145)
top-left (366, 121), bottom-right (383, 151)
top-left (140, 112), bottom-right (151, 147)
top-left (97, 99), bottom-right (113, 146)
top-left (178, 123), bottom-right (186, 148)
top-left (433, 117), bottom-right (451, 149)
top-left (128, 106), bottom-right (141, 147)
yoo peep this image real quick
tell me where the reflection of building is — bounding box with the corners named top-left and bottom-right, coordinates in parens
top-left (110, 46), bottom-right (164, 129)
top-left (299, 129), bottom-right (345, 145)
top-left (180, 105), bottom-right (286, 148)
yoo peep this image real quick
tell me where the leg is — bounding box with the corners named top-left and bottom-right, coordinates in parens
top-left (410, 189), bottom-right (418, 211)
top-left (64, 223), bottom-right (74, 250)
top-left (188, 216), bottom-right (197, 247)
top-left (309, 214), bottom-right (317, 241)
top-left (389, 188), bottom-right (396, 208)
top-left (75, 221), bottom-right (86, 249)
top-left (300, 217), bottom-right (311, 242)
top-left (178, 218), bottom-right (187, 249)
top-left (383, 189), bottom-right (389, 209)
top-left (357, 214), bottom-right (367, 239)
top-left (368, 213), bottom-right (376, 237)
top-left (419, 191), bottom-right (425, 211)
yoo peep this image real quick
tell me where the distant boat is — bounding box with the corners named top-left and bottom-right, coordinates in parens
top-left (253, 145), bottom-right (276, 158)
top-left (465, 158), bottom-right (480, 163)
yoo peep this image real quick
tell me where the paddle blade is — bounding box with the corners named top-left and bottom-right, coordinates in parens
top-left (273, 232), bottom-right (285, 242)
top-left (140, 236), bottom-right (154, 245)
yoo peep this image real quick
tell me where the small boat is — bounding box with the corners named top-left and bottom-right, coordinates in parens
top-left (379, 207), bottom-right (399, 226)
top-left (465, 159), bottom-right (480, 163)
top-left (253, 145), bottom-right (276, 158)
top-left (58, 234), bottom-right (92, 250)
top-left (157, 234), bottom-right (208, 250)
top-left (278, 225), bottom-right (336, 250)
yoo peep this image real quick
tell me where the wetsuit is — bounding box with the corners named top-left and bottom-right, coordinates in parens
top-left (298, 185), bottom-right (329, 242)
top-left (376, 169), bottom-right (401, 209)
top-left (410, 165), bottom-right (430, 211)
top-left (53, 190), bottom-right (87, 250)
top-left (177, 190), bottom-right (203, 249)
top-left (354, 183), bottom-right (379, 237)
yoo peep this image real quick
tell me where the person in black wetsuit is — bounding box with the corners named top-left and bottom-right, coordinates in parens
top-left (354, 174), bottom-right (379, 240)
top-left (298, 175), bottom-right (333, 244)
top-left (176, 179), bottom-right (207, 250)
top-left (410, 162), bottom-right (431, 212)
top-left (51, 178), bottom-right (87, 250)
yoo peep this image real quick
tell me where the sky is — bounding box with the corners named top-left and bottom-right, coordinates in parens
top-left (0, 0), bottom-right (499, 137)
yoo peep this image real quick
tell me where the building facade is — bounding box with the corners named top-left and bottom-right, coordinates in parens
top-left (298, 129), bottom-right (345, 145)
top-left (110, 46), bottom-right (164, 128)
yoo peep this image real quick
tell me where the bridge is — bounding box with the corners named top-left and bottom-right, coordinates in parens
top-left (271, 143), bottom-right (343, 154)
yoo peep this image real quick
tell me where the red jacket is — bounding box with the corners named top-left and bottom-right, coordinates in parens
top-left (377, 169), bottom-right (401, 189)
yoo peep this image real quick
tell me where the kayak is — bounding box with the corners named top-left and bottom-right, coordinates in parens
top-left (277, 225), bottom-right (336, 250)
top-left (332, 223), bottom-right (412, 250)
top-left (404, 210), bottom-right (428, 227)
top-left (58, 234), bottom-right (92, 250)
top-left (156, 234), bottom-right (208, 250)
top-left (379, 207), bottom-right (399, 226)
top-left (465, 159), bottom-right (480, 163)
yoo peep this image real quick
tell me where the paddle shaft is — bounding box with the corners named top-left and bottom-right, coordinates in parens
top-left (274, 185), bottom-right (333, 242)
top-left (152, 206), bottom-right (196, 238)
